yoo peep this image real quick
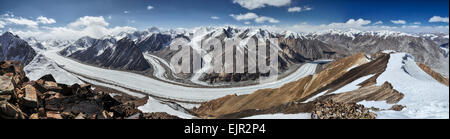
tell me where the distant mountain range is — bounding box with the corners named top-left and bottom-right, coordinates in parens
top-left (1, 26), bottom-right (449, 83)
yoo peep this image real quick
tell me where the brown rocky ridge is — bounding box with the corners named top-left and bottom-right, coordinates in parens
top-left (417, 63), bottom-right (449, 86)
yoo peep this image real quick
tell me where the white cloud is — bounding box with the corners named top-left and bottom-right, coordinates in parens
top-left (288, 7), bottom-right (301, 12)
top-left (107, 16), bottom-right (112, 19)
top-left (4, 17), bottom-right (39, 29)
top-left (147, 5), bottom-right (154, 10)
top-left (413, 22), bottom-right (421, 25)
top-left (391, 20), bottom-right (406, 24)
top-left (373, 21), bottom-right (383, 25)
top-left (0, 14), bottom-right (55, 29)
top-left (1, 13), bottom-right (10, 17)
top-left (429, 16), bottom-right (449, 23)
top-left (11, 16), bottom-right (136, 40)
top-left (68, 16), bottom-right (109, 29)
top-left (288, 6), bottom-right (313, 13)
top-left (230, 12), bottom-right (279, 24)
top-left (233, 0), bottom-right (291, 10)
top-left (124, 11), bottom-right (130, 14)
top-left (402, 25), bottom-right (420, 28)
top-left (344, 18), bottom-right (371, 26)
top-left (316, 18), bottom-right (371, 28)
top-left (255, 16), bottom-right (280, 23)
top-left (244, 21), bottom-right (251, 25)
top-left (258, 19), bottom-right (448, 34)
top-left (230, 13), bottom-right (259, 21)
top-left (0, 21), bottom-right (5, 28)
top-left (211, 16), bottom-right (220, 20)
top-left (36, 16), bottom-right (56, 24)
top-left (1, 12), bottom-right (14, 18)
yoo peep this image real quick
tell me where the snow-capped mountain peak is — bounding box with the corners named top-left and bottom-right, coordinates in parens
top-left (148, 27), bottom-right (161, 33)
top-left (0, 32), bottom-right (37, 65)
top-left (1, 32), bottom-right (19, 40)
top-left (311, 29), bottom-right (421, 40)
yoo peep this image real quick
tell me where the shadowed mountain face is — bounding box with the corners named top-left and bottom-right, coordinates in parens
top-left (0, 32), bottom-right (37, 65)
top-left (136, 33), bottom-right (172, 53)
top-left (63, 37), bottom-right (151, 71)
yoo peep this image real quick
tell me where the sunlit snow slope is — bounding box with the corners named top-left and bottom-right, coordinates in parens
top-left (24, 54), bottom-right (84, 85)
top-left (372, 53), bottom-right (449, 119)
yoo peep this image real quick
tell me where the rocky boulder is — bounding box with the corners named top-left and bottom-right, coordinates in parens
top-left (0, 75), bottom-right (14, 95)
top-left (311, 100), bottom-right (377, 119)
top-left (0, 101), bottom-right (26, 119)
top-left (140, 112), bottom-right (181, 119)
top-left (21, 84), bottom-right (39, 108)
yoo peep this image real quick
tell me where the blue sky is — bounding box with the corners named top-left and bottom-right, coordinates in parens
top-left (1, 0), bottom-right (448, 28)
top-left (0, 0), bottom-right (448, 40)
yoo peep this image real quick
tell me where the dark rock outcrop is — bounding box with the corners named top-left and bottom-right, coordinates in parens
top-left (0, 61), bottom-right (178, 119)
top-left (140, 112), bottom-right (182, 119)
top-left (311, 100), bottom-right (377, 119)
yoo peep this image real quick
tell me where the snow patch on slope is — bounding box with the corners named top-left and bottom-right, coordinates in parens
top-left (382, 50), bottom-right (396, 54)
top-left (304, 90), bottom-right (328, 103)
top-left (374, 53), bottom-right (449, 119)
top-left (138, 98), bottom-right (196, 119)
top-left (358, 100), bottom-right (394, 110)
top-left (24, 54), bottom-right (83, 85)
top-left (332, 74), bottom-right (376, 94)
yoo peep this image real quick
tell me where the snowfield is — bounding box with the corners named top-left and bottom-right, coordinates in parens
top-left (374, 53), bottom-right (449, 119)
top-left (138, 98), bottom-right (197, 119)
